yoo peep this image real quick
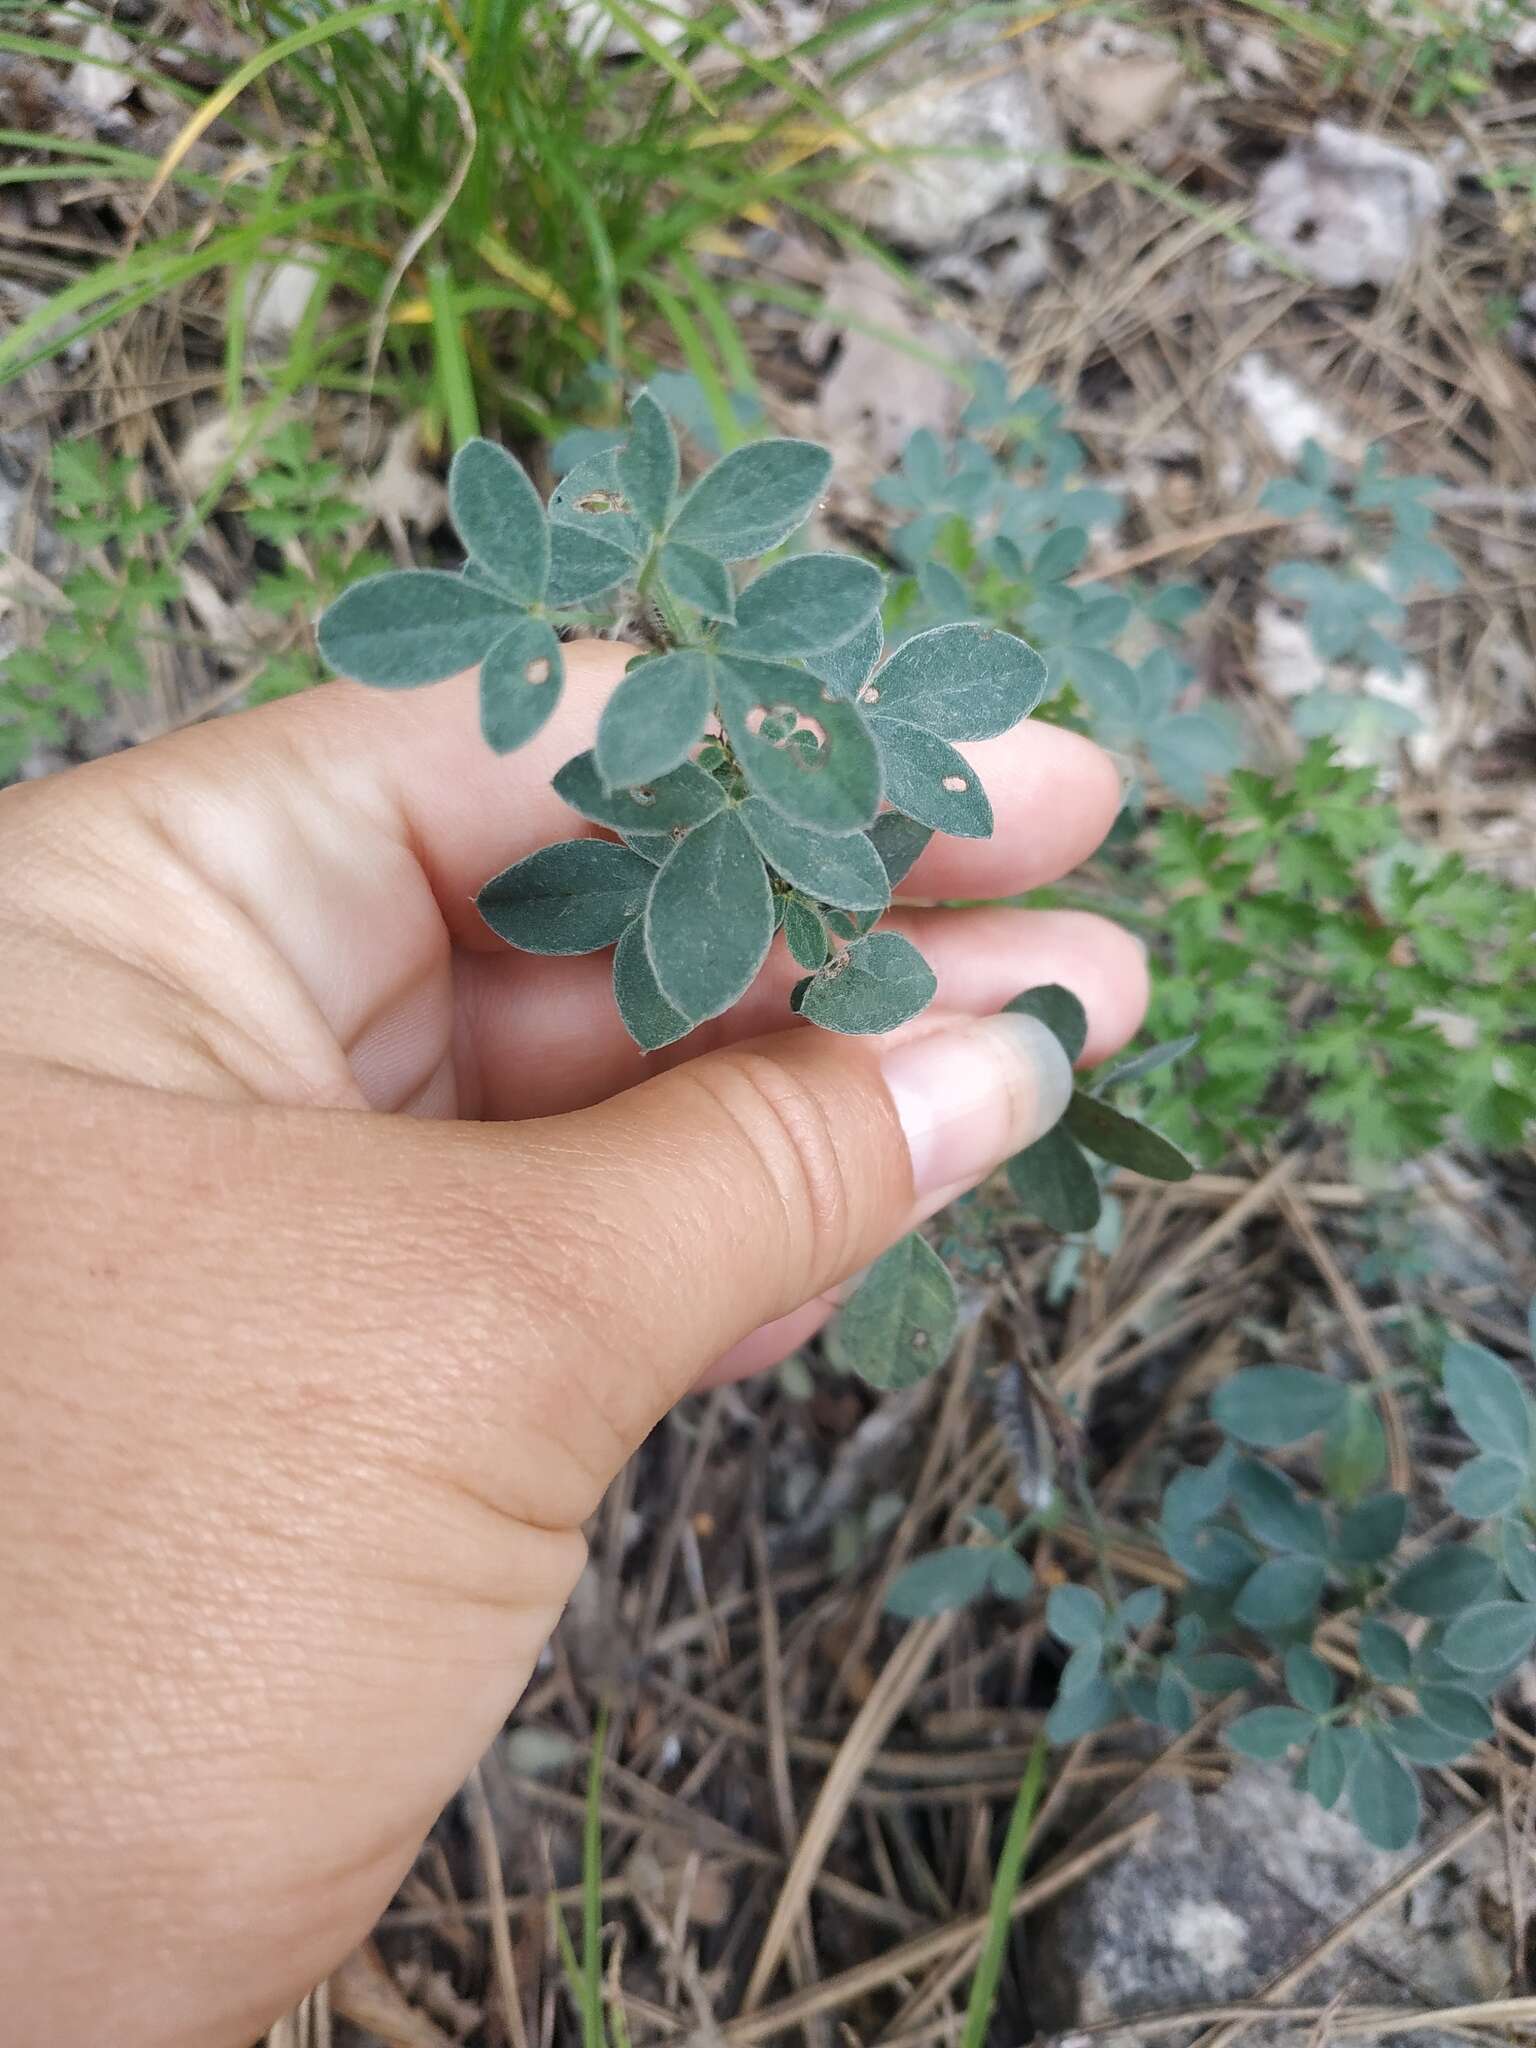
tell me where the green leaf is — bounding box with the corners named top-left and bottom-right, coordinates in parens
top-left (831, 1232), bottom-right (958, 1389)
top-left (547, 521), bottom-right (634, 606)
top-left (449, 438), bottom-right (548, 605)
top-left (479, 617), bottom-right (564, 753)
top-left (478, 839), bottom-right (654, 955)
top-left (868, 812), bottom-right (934, 889)
top-left (1234, 1556), bottom-right (1327, 1630)
top-left (1007, 1126), bottom-right (1100, 1234)
top-left (1005, 984), bottom-right (1087, 1063)
top-left (724, 554), bottom-right (884, 657)
top-left (645, 808), bottom-right (773, 1023)
top-left (595, 650), bottom-right (714, 788)
top-left (1097, 1036), bottom-right (1199, 1091)
top-left (1181, 1652), bottom-right (1260, 1693)
top-left (737, 799), bottom-right (890, 912)
top-left (1059, 1639), bottom-right (1105, 1695)
top-left (1307, 1724), bottom-right (1349, 1809)
top-left (1359, 1616), bottom-right (1413, 1685)
top-left (989, 1549), bottom-right (1035, 1600)
top-left (616, 390), bottom-right (679, 533)
top-left (316, 569), bottom-right (519, 687)
top-left (612, 920), bottom-right (690, 1052)
top-left (1048, 1584), bottom-right (1107, 1646)
top-left (808, 614), bottom-right (883, 700)
top-left (799, 931), bottom-right (936, 1035)
top-left (783, 897), bottom-right (829, 970)
top-left (1285, 1645), bottom-right (1336, 1713)
top-left (1226, 1705), bottom-right (1316, 1760)
top-left (1046, 1675), bottom-right (1118, 1742)
top-left (1323, 1395), bottom-right (1388, 1505)
top-left (1033, 527), bottom-right (1088, 581)
top-left (1392, 1543), bottom-right (1501, 1619)
top-left (1119, 1587), bottom-right (1166, 1634)
top-left (1501, 1519), bottom-right (1536, 1600)
top-left (1443, 1340), bottom-right (1532, 1462)
top-left (885, 1546), bottom-right (996, 1618)
top-left (553, 751), bottom-right (726, 835)
top-left (1162, 1445), bottom-right (1236, 1535)
top-left (1439, 1600), bottom-right (1536, 1673)
top-left (1165, 1522), bottom-right (1262, 1589)
top-left (669, 438), bottom-right (832, 560)
top-left (1065, 1093), bottom-right (1193, 1182)
top-left (548, 450), bottom-right (646, 558)
top-left (862, 623), bottom-right (1046, 742)
top-left (1232, 1461), bottom-right (1330, 1558)
top-left (1382, 1715), bottom-right (1472, 1765)
top-left (716, 656), bottom-right (882, 835)
top-left (657, 541), bottom-right (736, 622)
top-left (1448, 1455), bottom-right (1526, 1519)
top-left (1335, 1491), bottom-right (1407, 1565)
top-left (870, 719), bottom-right (992, 838)
top-left (1416, 1684), bottom-right (1493, 1743)
top-left (1211, 1366), bottom-right (1350, 1448)
top-left (1154, 1670), bottom-right (1196, 1734)
top-left (1349, 1735), bottom-right (1421, 1851)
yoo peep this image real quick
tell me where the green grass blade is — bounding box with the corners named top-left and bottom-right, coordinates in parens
top-left (960, 1732), bottom-right (1049, 2048)
top-left (427, 260), bottom-right (480, 444)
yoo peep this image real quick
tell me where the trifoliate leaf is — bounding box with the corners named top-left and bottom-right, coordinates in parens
top-left (808, 613), bottom-right (883, 700)
top-left (1349, 1735), bottom-right (1420, 1851)
top-left (1442, 1340), bottom-right (1532, 1463)
top-left (612, 919), bottom-right (690, 1051)
top-left (595, 649), bottom-right (714, 789)
top-left (724, 553), bottom-right (884, 657)
top-left (716, 655), bottom-right (881, 835)
top-left (547, 521), bottom-right (634, 606)
top-left (479, 617), bottom-right (564, 753)
top-left (1233, 1555), bottom-right (1326, 1630)
top-left (871, 719), bottom-right (992, 838)
top-left (798, 931), bottom-right (936, 1035)
top-left (478, 839), bottom-right (654, 955)
top-left (862, 623), bottom-right (1046, 741)
top-left (1226, 1705), bottom-right (1315, 1760)
top-left (1005, 984), bottom-right (1088, 1064)
top-left (1047, 1584), bottom-right (1107, 1646)
top-left (548, 449), bottom-right (646, 558)
top-left (553, 751), bottom-right (726, 833)
top-left (316, 569), bottom-right (520, 686)
top-left (1230, 1460), bottom-right (1330, 1558)
top-left (658, 541), bottom-right (736, 622)
top-left (644, 807), bottom-right (773, 1022)
top-left (669, 437), bottom-right (831, 560)
top-left (738, 798), bottom-right (890, 912)
top-left (616, 390), bottom-right (679, 533)
top-left (1392, 1543), bottom-right (1501, 1618)
top-left (831, 1232), bottom-right (957, 1389)
top-left (885, 1546), bottom-right (996, 1618)
top-left (1440, 1601), bottom-right (1536, 1673)
top-left (1007, 1125), bottom-right (1100, 1234)
top-left (868, 812), bottom-right (934, 889)
top-left (1210, 1366), bottom-right (1349, 1447)
top-left (449, 438), bottom-right (549, 605)
top-left (782, 897), bottom-right (829, 970)
top-left (1065, 1094), bottom-right (1193, 1181)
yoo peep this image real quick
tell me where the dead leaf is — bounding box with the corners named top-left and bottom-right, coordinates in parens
top-left (329, 1944), bottom-right (457, 2048)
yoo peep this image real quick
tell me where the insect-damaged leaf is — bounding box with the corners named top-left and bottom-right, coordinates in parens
top-left (869, 717), bottom-right (991, 838)
top-left (478, 839), bottom-right (654, 955)
top-left (479, 616), bottom-right (564, 753)
top-left (831, 1232), bottom-right (957, 1389)
top-left (612, 919), bottom-right (690, 1052)
top-left (724, 553), bottom-right (884, 657)
top-left (1007, 1125), bottom-right (1100, 1233)
top-left (737, 798), bottom-right (890, 912)
top-left (868, 812), bottom-right (933, 889)
top-left (798, 931), bottom-right (936, 1035)
top-left (595, 649), bottom-right (714, 789)
top-left (316, 569), bottom-right (519, 687)
top-left (668, 437), bottom-right (831, 561)
top-left (1065, 1093), bottom-right (1193, 1181)
top-left (616, 390), bottom-right (679, 534)
top-left (715, 655), bottom-right (881, 836)
top-left (807, 612), bottom-right (883, 700)
top-left (554, 751), bottom-right (726, 834)
top-left (782, 896), bottom-right (829, 970)
top-left (547, 521), bottom-right (633, 606)
top-left (862, 622), bottom-right (1046, 741)
top-left (449, 438), bottom-right (549, 606)
top-left (658, 541), bottom-right (736, 622)
top-left (548, 450), bottom-right (647, 559)
top-left (645, 807), bottom-right (773, 1022)
top-left (1005, 984), bottom-right (1087, 1063)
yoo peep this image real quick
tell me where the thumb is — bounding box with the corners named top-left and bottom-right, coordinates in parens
top-left (503, 1008), bottom-right (1072, 1513)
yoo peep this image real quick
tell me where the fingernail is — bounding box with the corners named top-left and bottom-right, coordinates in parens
top-left (881, 1013), bottom-right (1074, 1210)
top-left (1105, 749), bottom-right (1138, 803)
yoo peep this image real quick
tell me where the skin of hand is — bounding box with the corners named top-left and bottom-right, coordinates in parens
top-left (0, 641), bottom-right (1147, 2047)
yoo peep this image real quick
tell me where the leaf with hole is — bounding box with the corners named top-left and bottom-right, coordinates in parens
top-left (1349, 1734), bottom-right (1420, 1851)
top-left (1211, 1366), bottom-right (1350, 1448)
top-left (716, 656), bottom-right (881, 836)
top-left (807, 613), bottom-right (884, 700)
top-left (885, 1546), bottom-right (996, 1619)
top-left (548, 449), bottom-right (646, 558)
top-left (1439, 1600), bottom-right (1536, 1673)
top-left (449, 438), bottom-right (549, 605)
top-left (477, 617), bottom-right (565, 754)
top-left (831, 1232), bottom-right (957, 1390)
top-left (1065, 1093), bottom-right (1193, 1182)
top-left (547, 521), bottom-right (635, 606)
top-left (478, 839), bottom-right (654, 955)
top-left (595, 649), bottom-right (714, 789)
top-left (1234, 1555), bottom-right (1326, 1630)
top-left (612, 920), bottom-right (690, 1052)
top-left (1005, 983), bottom-right (1087, 1063)
top-left (1226, 1705), bottom-right (1316, 1761)
top-left (644, 808), bottom-right (772, 1023)
top-left (724, 553), bottom-right (884, 657)
top-left (862, 623), bottom-right (1046, 743)
top-left (1442, 1340), bottom-right (1532, 1463)
top-left (737, 799), bottom-right (890, 912)
top-left (553, 751), bottom-right (726, 834)
top-left (870, 719), bottom-right (992, 838)
top-left (782, 897), bottom-right (829, 970)
top-left (316, 569), bottom-right (520, 687)
top-left (616, 390), bottom-right (679, 534)
top-left (1392, 1543), bottom-right (1501, 1619)
top-left (799, 931), bottom-right (936, 1035)
top-left (1231, 1461), bottom-right (1330, 1558)
top-left (669, 438), bottom-right (831, 560)
top-left (1007, 1125), bottom-right (1100, 1235)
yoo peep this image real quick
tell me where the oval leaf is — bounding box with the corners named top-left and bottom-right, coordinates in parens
top-left (738, 798), bottom-right (890, 912)
top-left (1047, 1584), bottom-right (1107, 1647)
top-left (1046, 1674), bottom-right (1119, 1743)
top-left (1226, 1705), bottom-right (1315, 1761)
top-left (644, 808), bottom-right (772, 1023)
top-left (1065, 1093), bottom-right (1193, 1182)
top-left (669, 438), bottom-right (832, 561)
top-left (1006, 1125), bottom-right (1100, 1234)
top-left (871, 718), bottom-right (992, 838)
top-left (1448, 1454), bottom-right (1525, 1520)
top-left (1382, 1714), bottom-right (1473, 1766)
top-left (725, 553), bottom-right (884, 657)
top-left (547, 521), bottom-right (634, 606)
top-left (479, 617), bottom-right (564, 753)
top-left (317, 569), bottom-right (518, 687)
top-left (1443, 1340), bottom-right (1532, 1461)
top-left (1231, 1460), bottom-right (1330, 1558)
top-left (1284, 1645), bottom-right (1336, 1714)
top-left (864, 623), bottom-right (1046, 741)
top-left (1233, 1555), bottom-right (1326, 1630)
top-left (616, 390), bottom-right (679, 534)
top-left (658, 540), bottom-right (736, 622)
top-left (1335, 1490), bottom-right (1407, 1564)
top-left (595, 649), bottom-right (714, 789)
top-left (1210, 1366), bottom-right (1349, 1447)
top-left (1005, 984), bottom-right (1087, 1064)
top-left (1359, 1616), bottom-right (1413, 1685)
top-left (1307, 1724), bottom-right (1349, 1809)
top-left (868, 811), bottom-right (933, 888)
top-left (548, 449), bottom-right (646, 557)
top-left (1391, 1542), bottom-right (1500, 1619)
top-left (783, 897), bottom-right (829, 970)
top-left (479, 839), bottom-right (653, 955)
top-left (808, 612), bottom-right (883, 699)
top-left (554, 751), bottom-right (726, 834)
top-left (1349, 1734), bottom-right (1421, 1851)
top-left (449, 438), bottom-right (549, 604)
top-left (799, 931), bottom-right (936, 1035)
top-left (885, 1546), bottom-right (996, 1619)
top-left (716, 655), bottom-right (882, 835)
top-left (831, 1232), bottom-right (957, 1389)
top-left (1415, 1684), bottom-right (1494, 1743)
top-left (1439, 1600), bottom-right (1536, 1673)
top-left (612, 919), bottom-right (690, 1051)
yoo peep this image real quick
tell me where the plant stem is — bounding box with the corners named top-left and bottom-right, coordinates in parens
top-left (959, 1732), bottom-right (1050, 2048)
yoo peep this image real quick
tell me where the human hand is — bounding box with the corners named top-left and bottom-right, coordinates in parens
top-left (0, 642), bottom-right (1146, 2046)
